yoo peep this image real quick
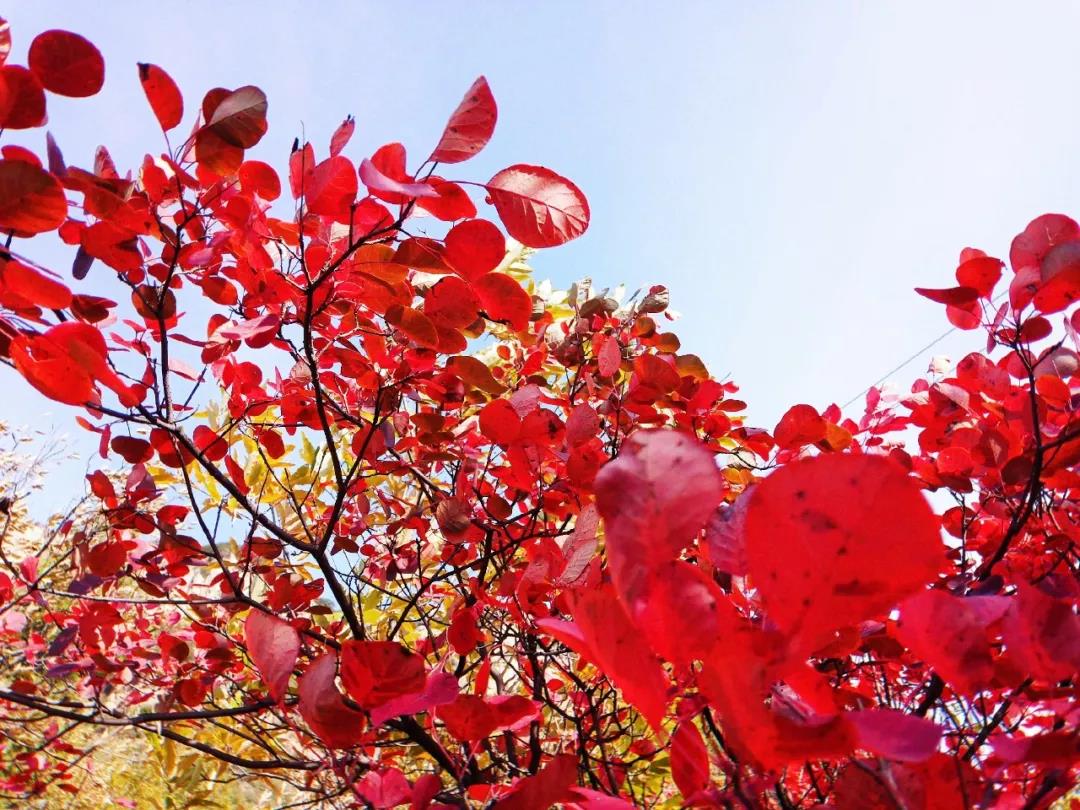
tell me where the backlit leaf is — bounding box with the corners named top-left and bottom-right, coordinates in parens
top-left (486, 164), bottom-right (589, 247)
top-left (28, 30), bottom-right (104, 98)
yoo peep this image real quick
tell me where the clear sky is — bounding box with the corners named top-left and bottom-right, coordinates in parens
top-left (5, 1), bottom-right (1080, 489)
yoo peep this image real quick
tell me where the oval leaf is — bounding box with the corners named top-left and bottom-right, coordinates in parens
top-left (28, 30), bottom-right (104, 98)
top-left (486, 164), bottom-right (589, 248)
top-left (744, 454), bottom-right (942, 653)
top-left (430, 76), bottom-right (497, 164)
top-left (0, 160), bottom-right (67, 234)
top-left (206, 85), bottom-right (267, 148)
top-left (137, 63), bottom-right (183, 131)
top-left (244, 611), bottom-right (299, 703)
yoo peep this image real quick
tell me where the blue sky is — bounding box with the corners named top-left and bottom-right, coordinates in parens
top-left (5, 1), bottom-right (1080, 492)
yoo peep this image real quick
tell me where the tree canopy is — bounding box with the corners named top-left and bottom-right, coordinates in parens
top-left (0, 19), bottom-right (1078, 810)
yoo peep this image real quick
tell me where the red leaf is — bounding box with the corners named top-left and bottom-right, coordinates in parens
top-left (387, 305), bottom-right (439, 350)
top-left (565, 788), bottom-right (635, 809)
top-left (993, 731), bottom-right (1080, 766)
top-left (306, 155), bottom-right (357, 218)
top-left (565, 404), bottom-right (600, 448)
top-left (773, 403), bottom-right (828, 451)
top-left (744, 454), bottom-right (941, 653)
top-left (703, 497), bottom-right (749, 577)
top-left (637, 560), bottom-right (725, 665)
top-left (438, 694), bottom-right (540, 741)
top-left (416, 178), bottom-right (477, 222)
top-left (595, 430), bottom-right (723, 608)
top-left (448, 605), bottom-right (483, 655)
top-left (445, 218), bottom-right (505, 279)
top-left (393, 234), bottom-right (451, 273)
top-left (670, 720), bottom-right (711, 799)
top-left (479, 399), bottom-right (522, 445)
top-left (430, 76), bottom-right (497, 164)
top-left (537, 586), bottom-right (669, 731)
top-left (244, 611), bottom-right (299, 703)
top-left (110, 436), bottom-right (153, 464)
top-left (631, 353), bottom-right (680, 396)
top-left (212, 314), bottom-right (280, 343)
top-left (86, 541), bottom-right (127, 577)
top-left (1033, 266), bottom-right (1080, 314)
top-left (329, 115), bottom-right (355, 157)
top-left (914, 286), bottom-right (979, 306)
top-left (0, 160), bottom-right (66, 235)
top-left (359, 157), bottom-right (437, 199)
top-left (492, 753), bottom-right (577, 810)
top-left (955, 255), bottom-right (1002, 297)
top-left (486, 164), bottom-right (590, 247)
top-left (0, 66), bottom-right (46, 129)
top-left (204, 85), bottom-right (267, 148)
top-left (1010, 213), bottom-right (1080, 272)
top-left (945, 302), bottom-right (981, 330)
top-left (425, 276), bottom-right (480, 329)
top-left (138, 63), bottom-right (183, 131)
top-left (358, 769), bottom-right (412, 810)
top-left (369, 671), bottom-right (459, 727)
top-left (193, 425), bottom-right (228, 462)
top-left (339, 640), bottom-right (427, 709)
top-left (1004, 585), bottom-right (1080, 683)
top-left (238, 160), bottom-right (280, 200)
top-left (848, 709), bottom-right (942, 763)
top-left (896, 590), bottom-right (1009, 695)
top-left (298, 653), bottom-right (366, 748)
top-left (597, 336), bottom-right (621, 377)
top-left (0, 260), bottom-right (71, 308)
top-left (474, 272), bottom-right (532, 331)
top-left (28, 30), bottom-right (104, 98)
top-left (289, 140), bottom-right (314, 198)
top-left (557, 503), bottom-right (599, 586)
top-left (11, 322), bottom-right (138, 407)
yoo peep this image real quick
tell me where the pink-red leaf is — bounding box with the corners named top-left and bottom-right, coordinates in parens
top-left (896, 590), bottom-right (1009, 695)
top-left (430, 76), bottom-right (497, 164)
top-left (359, 157), bottom-right (437, 199)
top-left (486, 164), bottom-right (589, 248)
top-left (306, 155), bottom-right (357, 218)
top-left (0, 160), bottom-right (66, 235)
top-left (848, 709), bottom-right (942, 763)
top-left (297, 653), bottom-right (366, 748)
top-left (244, 611), bottom-right (299, 703)
top-left (1010, 213), bottom-right (1080, 273)
top-left (744, 454), bottom-right (941, 653)
top-left (492, 753), bottom-right (576, 810)
top-left (537, 586), bottom-right (669, 731)
top-left (339, 640), bottom-right (427, 710)
top-left (0, 66), bottom-right (46, 129)
top-left (595, 430), bottom-right (723, 608)
top-left (138, 63), bottom-right (183, 131)
top-left (438, 694), bottom-right (540, 741)
top-left (670, 720), bottom-right (711, 799)
top-left (28, 30), bottom-right (104, 98)
top-left (329, 115), bottom-right (355, 157)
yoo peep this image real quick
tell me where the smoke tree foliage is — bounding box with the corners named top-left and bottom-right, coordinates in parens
top-left (0, 19), bottom-right (1077, 809)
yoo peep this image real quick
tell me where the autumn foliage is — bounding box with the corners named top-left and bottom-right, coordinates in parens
top-left (0, 18), bottom-right (1078, 810)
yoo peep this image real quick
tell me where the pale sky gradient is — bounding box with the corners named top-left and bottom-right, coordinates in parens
top-left (5, 2), bottom-right (1080, 495)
